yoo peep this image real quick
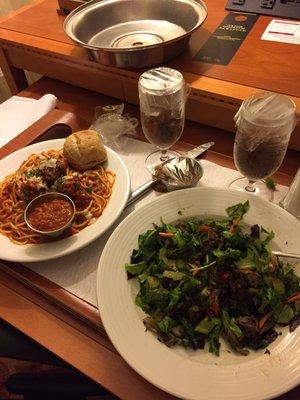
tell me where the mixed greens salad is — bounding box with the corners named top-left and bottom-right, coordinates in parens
top-left (125, 201), bottom-right (300, 356)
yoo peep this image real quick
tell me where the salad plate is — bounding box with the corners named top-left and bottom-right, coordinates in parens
top-left (97, 187), bottom-right (300, 400)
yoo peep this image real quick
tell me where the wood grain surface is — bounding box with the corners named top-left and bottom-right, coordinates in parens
top-left (0, 0), bottom-right (299, 97)
top-left (0, 268), bottom-right (178, 400)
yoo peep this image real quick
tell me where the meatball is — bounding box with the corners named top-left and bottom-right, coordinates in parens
top-left (40, 159), bottom-right (67, 186)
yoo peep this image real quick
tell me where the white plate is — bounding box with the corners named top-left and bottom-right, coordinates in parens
top-left (97, 187), bottom-right (300, 400)
top-left (0, 139), bottom-right (130, 262)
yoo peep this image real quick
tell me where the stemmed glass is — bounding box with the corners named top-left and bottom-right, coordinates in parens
top-left (138, 68), bottom-right (188, 172)
top-left (229, 92), bottom-right (296, 200)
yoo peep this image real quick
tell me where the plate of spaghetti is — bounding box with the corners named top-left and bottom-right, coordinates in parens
top-left (0, 138), bottom-right (130, 262)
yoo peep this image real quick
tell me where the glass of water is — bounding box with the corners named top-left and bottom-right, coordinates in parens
top-left (229, 92), bottom-right (296, 200)
top-left (139, 67), bottom-right (188, 172)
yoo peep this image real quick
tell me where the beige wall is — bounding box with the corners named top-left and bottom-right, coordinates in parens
top-left (0, 0), bottom-right (32, 17)
top-left (0, 0), bottom-right (39, 102)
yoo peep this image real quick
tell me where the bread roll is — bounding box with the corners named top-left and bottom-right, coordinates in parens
top-left (63, 130), bottom-right (107, 171)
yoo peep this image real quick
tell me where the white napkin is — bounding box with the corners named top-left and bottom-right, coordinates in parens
top-left (279, 167), bottom-right (300, 219)
top-left (0, 94), bottom-right (58, 147)
top-left (25, 138), bottom-right (289, 307)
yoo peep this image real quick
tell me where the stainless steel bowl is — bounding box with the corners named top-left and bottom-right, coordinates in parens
top-left (24, 193), bottom-right (75, 238)
top-left (64, 0), bottom-right (207, 68)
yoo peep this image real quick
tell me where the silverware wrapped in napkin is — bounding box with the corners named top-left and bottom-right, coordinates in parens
top-left (153, 156), bottom-right (203, 190)
top-left (127, 142), bottom-right (214, 206)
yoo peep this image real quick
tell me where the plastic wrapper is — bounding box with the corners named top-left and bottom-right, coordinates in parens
top-left (234, 92), bottom-right (297, 152)
top-left (90, 104), bottom-right (138, 150)
top-left (153, 157), bottom-right (203, 191)
top-left (139, 68), bottom-right (190, 112)
top-left (138, 68), bottom-right (190, 151)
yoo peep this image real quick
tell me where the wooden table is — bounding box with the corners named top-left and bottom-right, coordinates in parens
top-left (0, 0), bottom-right (299, 150)
top-left (0, 77), bottom-right (299, 400)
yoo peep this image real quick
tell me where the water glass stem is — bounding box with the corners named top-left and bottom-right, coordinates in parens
top-left (160, 150), bottom-right (169, 162)
top-left (245, 180), bottom-right (256, 193)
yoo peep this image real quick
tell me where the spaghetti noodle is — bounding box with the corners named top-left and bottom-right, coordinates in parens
top-left (0, 149), bottom-right (115, 245)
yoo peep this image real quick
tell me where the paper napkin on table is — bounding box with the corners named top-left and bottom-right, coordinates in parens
top-left (0, 94), bottom-right (58, 147)
top-left (280, 167), bottom-right (300, 219)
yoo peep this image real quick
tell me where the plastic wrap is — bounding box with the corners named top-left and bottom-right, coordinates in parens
top-left (153, 157), bottom-right (203, 190)
top-left (90, 104), bottom-right (138, 150)
top-left (139, 67), bottom-right (189, 112)
top-left (138, 67), bottom-right (190, 151)
top-left (234, 92), bottom-right (296, 152)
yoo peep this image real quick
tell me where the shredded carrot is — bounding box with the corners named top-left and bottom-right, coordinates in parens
top-left (229, 217), bottom-right (241, 233)
top-left (159, 232), bottom-right (174, 238)
top-left (190, 265), bottom-right (201, 277)
top-left (268, 255), bottom-right (277, 273)
top-left (287, 293), bottom-right (300, 303)
top-left (258, 311), bottom-right (272, 330)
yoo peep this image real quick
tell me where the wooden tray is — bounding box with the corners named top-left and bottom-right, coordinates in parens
top-left (0, 100), bottom-right (299, 400)
top-left (0, 103), bottom-right (296, 333)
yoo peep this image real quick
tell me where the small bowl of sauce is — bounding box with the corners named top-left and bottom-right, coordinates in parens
top-left (25, 193), bottom-right (75, 238)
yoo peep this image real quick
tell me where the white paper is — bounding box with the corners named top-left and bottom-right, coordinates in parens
top-left (280, 167), bottom-right (300, 219)
top-left (25, 138), bottom-right (289, 307)
top-left (261, 19), bottom-right (300, 45)
top-left (0, 94), bottom-right (58, 147)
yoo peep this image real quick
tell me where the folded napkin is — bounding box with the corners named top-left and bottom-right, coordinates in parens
top-left (0, 94), bottom-right (58, 147)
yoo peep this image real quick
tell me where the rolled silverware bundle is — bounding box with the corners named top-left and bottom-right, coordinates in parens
top-left (126, 142), bottom-right (214, 206)
top-left (153, 156), bottom-right (203, 190)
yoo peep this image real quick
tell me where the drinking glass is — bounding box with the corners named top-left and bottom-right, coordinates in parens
top-left (229, 92), bottom-right (296, 200)
top-left (138, 67), bottom-right (187, 172)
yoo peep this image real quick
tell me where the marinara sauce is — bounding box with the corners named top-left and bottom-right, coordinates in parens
top-left (28, 198), bottom-right (73, 232)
